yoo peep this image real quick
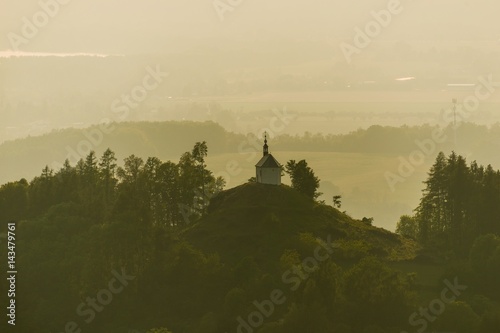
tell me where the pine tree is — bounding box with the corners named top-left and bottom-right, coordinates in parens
top-left (99, 149), bottom-right (118, 207)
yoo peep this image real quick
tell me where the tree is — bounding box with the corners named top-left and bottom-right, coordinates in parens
top-left (53, 159), bottom-right (78, 203)
top-left (99, 148), bottom-right (117, 206)
top-left (396, 215), bottom-right (417, 239)
top-left (478, 311), bottom-right (500, 333)
top-left (285, 159), bottom-right (321, 200)
top-left (178, 142), bottom-right (224, 224)
top-left (415, 151), bottom-right (449, 243)
top-left (469, 234), bottom-right (500, 299)
top-left (192, 141), bottom-right (208, 194)
top-left (433, 301), bottom-right (480, 333)
top-left (0, 179), bottom-right (28, 221)
top-left (117, 155), bottom-right (144, 185)
top-left (79, 151), bottom-right (101, 212)
top-left (362, 217), bottom-right (374, 226)
top-left (344, 257), bottom-right (416, 328)
top-left (332, 195), bottom-right (342, 208)
top-left (404, 151), bottom-right (497, 255)
top-left (28, 166), bottom-right (55, 214)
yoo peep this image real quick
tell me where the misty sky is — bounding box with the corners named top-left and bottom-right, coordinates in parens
top-left (1, 0), bottom-right (499, 54)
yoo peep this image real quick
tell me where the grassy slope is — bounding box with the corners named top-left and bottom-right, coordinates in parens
top-left (183, 183), bottom-right (419, 274)
top-left (206, 151), bottom-right (433, 231)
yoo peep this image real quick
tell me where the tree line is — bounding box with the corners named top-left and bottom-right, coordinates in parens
top-left (397, 151), bottom-right (500, 256)
top-left (0, 142), bottom-right (224, 228)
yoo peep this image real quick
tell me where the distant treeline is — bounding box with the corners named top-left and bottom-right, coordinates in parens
top-left (273, 122), bottom-right (500, 155)
top-left (3, 120), bottom-right (500, 185)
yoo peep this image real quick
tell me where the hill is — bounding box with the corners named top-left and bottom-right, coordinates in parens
top-left (185, 183), bottom-right (419, 269)
top-left (0, 121), bottom-right (241, 185)
top-left (5, 120), bottom-right (500, 187)
top-left (1, 146), bottom-right (498, 332)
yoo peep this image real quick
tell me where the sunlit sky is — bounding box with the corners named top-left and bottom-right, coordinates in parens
top-left (1, 0), bottom-right (499, 54)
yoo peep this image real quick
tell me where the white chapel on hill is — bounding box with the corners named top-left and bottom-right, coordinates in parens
top-left (255, 133), bottom-right (281, 185)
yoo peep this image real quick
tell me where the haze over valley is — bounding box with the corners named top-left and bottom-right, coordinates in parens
top-left (2, 1), bottom-right (500, 333)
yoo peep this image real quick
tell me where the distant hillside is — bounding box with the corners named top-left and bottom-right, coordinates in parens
top-left (5, 120), bottom-right (500, 186)
top-left (0, 121), bottom-right (241, 185)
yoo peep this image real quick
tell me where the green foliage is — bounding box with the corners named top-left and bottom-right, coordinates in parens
top-left (362, 325), bottom-right (385, 333)
top-left (146, 328), bottom-right (173, 333)
top-left (332, 195), bottom-right (342, 208)
top-left (395, 215), bottom-right (417, 239)
top-left (478, 311), bottom-right (500, 333)
top-left (280, 301), bottom-right (330, 333)
top-left (337, 240), bottom-right (372, 260)
top-left (432, 301), bottom-right (480, 333)
top-left (4, 144), bottom-right (500, 333)
top-left (285, 159), bottom-right (321, 200)
top-left (469, 234), bottom-right (500, 299)
top-left (344, 257), bottom-right (416, 328)
top-left (196, 312), bottom-right (218, 333)
top-left (0, 178), bottom-right (28, 221)
top-left (361, 217), bottom-right (374, 226)
top-left (223, 288), bottom-right (247, 317)
top-left (402, 151), bottom-right (500, 256)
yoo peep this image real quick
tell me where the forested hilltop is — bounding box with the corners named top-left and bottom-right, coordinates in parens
top-left (0, 141), bottom-right (500, 332)
top-left (396, 152), bottom-right (500, 305)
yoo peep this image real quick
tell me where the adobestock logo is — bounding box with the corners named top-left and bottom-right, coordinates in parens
top-left (340, 0), bottom-right (405, 64)
top-left (7, 0), bottom-right (72, 51)
top-left (236, 235), bottom-right (339, 333)
top-left (401, 277), bottom-right (467, 333)
top-left (58, 268), bottom-right (135, 333)
top-left (49, 65), bottom-right (168, 176)
top-left (385, 74), bottom-right (499, 192)
top-left (213, 0), bottom-right (244, 22)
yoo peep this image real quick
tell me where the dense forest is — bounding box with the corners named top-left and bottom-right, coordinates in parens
top-left (397, 151), bottom-right (500, 254)
top-left (1, 139), bottom-right (500, 332)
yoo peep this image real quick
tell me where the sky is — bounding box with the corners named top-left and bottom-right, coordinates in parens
top-left (1, 0), bottom-right (499, 54)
